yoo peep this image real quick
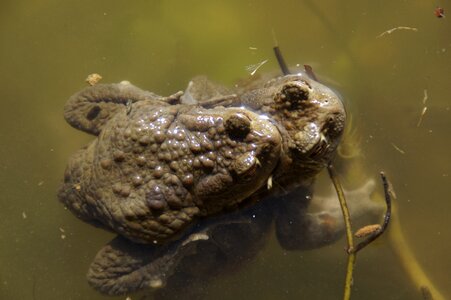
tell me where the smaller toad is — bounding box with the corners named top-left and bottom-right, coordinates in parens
top-left (182, 72), bottom-right (346, 194)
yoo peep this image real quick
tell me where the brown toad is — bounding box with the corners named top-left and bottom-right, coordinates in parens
top-left (59, 67), bottom-right (347, 244)
top-left (82, 74), bottom-right (384, 298)
top-left (59, 81), bottom-right (282, 244)
top-left (58, 69), bottom-right (364, 297)
top-left (183, 73), bottom-right (346, 193)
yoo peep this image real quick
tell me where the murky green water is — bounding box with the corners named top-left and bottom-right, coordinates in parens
top-left (1, 1), bottom-right (450, 299)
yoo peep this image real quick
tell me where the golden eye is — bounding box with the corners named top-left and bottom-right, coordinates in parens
top-left (224, 113), bottom-right (251, 140)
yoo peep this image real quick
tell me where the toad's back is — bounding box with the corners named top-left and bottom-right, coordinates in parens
top-left (59, 96), bottom-right (282, 244)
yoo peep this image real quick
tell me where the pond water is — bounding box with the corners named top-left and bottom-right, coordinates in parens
top-left (1, 1), bottom-right (450, 299)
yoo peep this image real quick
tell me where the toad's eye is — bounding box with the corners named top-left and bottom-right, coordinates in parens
top-left (279, 82), bottom-right (310, 108)
top-left (224, 113), bottom-right (251, 140)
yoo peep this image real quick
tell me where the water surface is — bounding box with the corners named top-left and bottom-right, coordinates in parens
top-left (1, 1), bottom-right (450, 299)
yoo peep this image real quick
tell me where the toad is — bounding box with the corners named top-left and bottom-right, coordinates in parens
top-left (59, 65), bottom-right (371, 297)
top-left (59, 66), bottom-right (346, 243)
top-left (182, 72), bottom-right (346, 194)
top-left (59, 81), bottom-right (282, 244)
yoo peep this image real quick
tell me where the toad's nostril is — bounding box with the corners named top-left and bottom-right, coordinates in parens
top-left (225, 113), bottom-right (251, 139)
top-left (281, 82), bottom-right (310, 106)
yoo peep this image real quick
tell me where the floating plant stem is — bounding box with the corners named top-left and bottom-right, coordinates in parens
top-left (327, 164), bottom-right (355, 300)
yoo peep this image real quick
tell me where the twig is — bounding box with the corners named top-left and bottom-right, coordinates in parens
top-left (271, 29), bottom-right (290, 75)
top-left (328, 166), bottom-right (393, 300)
top-left (422, 89), bottom-right (428, 105)
top-left (391, 143), bottom-right (406, 155)
top-left (350, 172), bottom-right (392, 254)
top-left (304, 65), bottom-right (318, 81)
top-left (417, 107), bottom-right (428, 127)
top-left (327, 164), bottom-right (355, 300)
top-left (273, 46), bottom-right (290, 75)
top-left (417, 89), bottom-right (428, 127)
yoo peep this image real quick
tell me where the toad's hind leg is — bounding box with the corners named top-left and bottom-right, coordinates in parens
top-left (64, 81), bottom-right (162, 135)
top-left (274, 186), bottom-right (343, 250)
top-left (275, 180), bottom-right (383, 251)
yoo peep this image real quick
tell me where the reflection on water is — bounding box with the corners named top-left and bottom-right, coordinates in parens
top-left (1, 1), bottom-right (450, 299)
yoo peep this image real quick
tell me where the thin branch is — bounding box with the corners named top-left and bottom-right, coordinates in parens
top-left (328, 165), bottom-right (393, 300)
top-left (327, 164), bottom-right (354, 300)
top-left (350, 172), bottom-right (392, 253)
top-left (327, 164), bottom-right (354, 251)
top-left (273, 46), bottom-right (291, 75)
top-left (304, 64), bottom-right (318, 81)
top-left (391, 143), bottom-right (406, 155)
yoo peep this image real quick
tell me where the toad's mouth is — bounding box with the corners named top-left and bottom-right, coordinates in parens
top-left (307, 133), bottom-right (330, 159)
top-left (293, 121), bottom-right (343, 164)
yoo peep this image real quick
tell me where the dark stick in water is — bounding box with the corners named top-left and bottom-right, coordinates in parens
top-left (273, 46), bottom-right (319, 82)
top-left (273, 46), bottom-right (291, 75)
top-left (350, 172), bottom-right (392, 253)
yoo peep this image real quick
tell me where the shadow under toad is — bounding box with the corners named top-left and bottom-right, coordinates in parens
top-left (87, 185), bottom-right (353, 299)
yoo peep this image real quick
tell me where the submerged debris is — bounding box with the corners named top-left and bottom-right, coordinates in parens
top-left (149, 278), bottom-right (163, 289)
top-left (391, 143), bottom-right (406, 154)
top-left (417, 107), bottom-right (428, 127)
top-left (267, 175), bottom-right (273, 190)
top-left (59, 227), bottom-right (66, 239)
top-left (181, 233), bottom-right (209, 246)
top-left (86, 73), bottom-right (103, 86)
top-left (422, 89), bottom-right (428, 105)
top-left (245, 59), bottom-right (268, 76)
top-left (417, 89), bottom-right (428, 127)
top-left (377, 26), bottom-right (418, 38)
top-left (434, 7), bottom-right (445, 18)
